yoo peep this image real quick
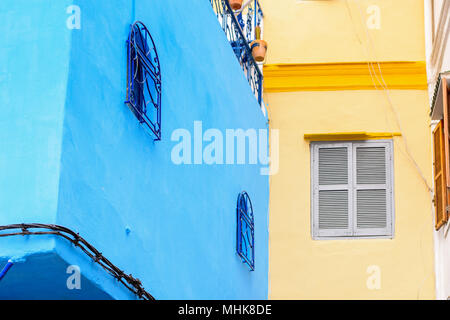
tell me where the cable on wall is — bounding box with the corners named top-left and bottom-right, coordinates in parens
top-left (347, 0), bottom-right (435, 299)
top-left (346, 0), bottom-right (433, 193)
top-left (0, 223), bottom-right (155, 300)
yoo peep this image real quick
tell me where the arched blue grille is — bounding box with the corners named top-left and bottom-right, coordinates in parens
top-left (236, 191), bottom-right (255, 271)
top-left (126, 21), bottom-right (162, 141)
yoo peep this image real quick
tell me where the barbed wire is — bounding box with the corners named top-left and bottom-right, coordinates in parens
top-left (0, 223), bottom-right (155, 300)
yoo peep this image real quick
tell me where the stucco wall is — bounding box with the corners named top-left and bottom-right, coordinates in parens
top-left (264, 0), bottom-right (435, 299)
top-left (260, 0), bottom-right (426, 64)
top-left (0, 0), bottom-right (72, 258)
top-left (266, 90), bottom-right (435, 299)
top-left (0, 0), bottom-right (270, 300)
top-left (55, 0), bottom-right (270, 299)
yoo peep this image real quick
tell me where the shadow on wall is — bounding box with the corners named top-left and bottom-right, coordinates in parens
top-left (0, 253), bottom-right (113, 300)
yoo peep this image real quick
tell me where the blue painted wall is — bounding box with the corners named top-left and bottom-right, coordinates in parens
top-left (0, 0), bottom-right (269, 299)
top-left (0, 254), bottom-right (113, 300)
top-left (0, 0), bottom-right (72, 258)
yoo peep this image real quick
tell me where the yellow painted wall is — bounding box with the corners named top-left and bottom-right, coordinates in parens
top-left (260, 0), bottom-right (426, 64)
top-left (262, 0), bottom-right (436, 299)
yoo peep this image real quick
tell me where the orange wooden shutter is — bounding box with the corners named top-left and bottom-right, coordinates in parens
top-left (443, 79), bottom-right (450, 188)
top-left (433, 120), bottom-right (448, 230)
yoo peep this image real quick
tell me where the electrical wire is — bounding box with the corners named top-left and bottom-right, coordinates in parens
top-left (354, 0), bottom-right (433, 193)
top-left (346, 0), bottom-right (435, 299)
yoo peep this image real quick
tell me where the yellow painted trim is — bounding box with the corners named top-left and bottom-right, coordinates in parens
top-left (263, 62), bottom-right (427, 92)
top-left (304, 132), bottom-right (402, 141)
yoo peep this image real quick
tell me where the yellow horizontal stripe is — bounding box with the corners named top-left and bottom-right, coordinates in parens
top-left (304, 132), bottom-right (402, 141)
top-left (263, 61), bottom-right (427, 92)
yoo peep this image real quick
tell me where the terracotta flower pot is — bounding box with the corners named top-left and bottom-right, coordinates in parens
top-left (229, 0), bottom-right (243, 10)
top-left (250, 40), bottom-right (267, 62)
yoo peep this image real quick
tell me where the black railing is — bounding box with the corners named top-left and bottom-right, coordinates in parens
top-left (209, 0), bottom-right (264, 106)
top-left (0, 223), bottom-right (154, 300)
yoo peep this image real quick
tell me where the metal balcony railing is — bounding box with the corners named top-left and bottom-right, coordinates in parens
top-left (209, 0), bottom-right (264, 107)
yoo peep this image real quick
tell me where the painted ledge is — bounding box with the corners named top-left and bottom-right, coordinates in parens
top-left (263, 61), bottom-right (427, 92)
top-left (304, 132), bottom-right (402, 141)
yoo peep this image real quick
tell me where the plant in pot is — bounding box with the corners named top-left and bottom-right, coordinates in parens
top-left (250, 26), bottom-right (267, 62)
top-left (229, 0), bottom-right (243, 11)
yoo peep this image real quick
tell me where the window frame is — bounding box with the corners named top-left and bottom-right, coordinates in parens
top-left (236, 191), bottom-right (255, 271)
top-left (310, 140), bottom-right (395, 240)
top-left (433, 120), bottom-right (448, 230)
top-left (125, 21), bottom-right (162, 141)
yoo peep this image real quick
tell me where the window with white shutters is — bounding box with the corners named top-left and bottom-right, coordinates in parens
top-left (311, 141), bottom-right (394, 239)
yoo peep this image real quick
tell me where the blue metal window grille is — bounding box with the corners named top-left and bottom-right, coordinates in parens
top-left (209, 0), bottom-right (264, 107)
top-left (236, 191), bottom-right (255, 271)
top-left (126, 21), bottom-right (162, 141)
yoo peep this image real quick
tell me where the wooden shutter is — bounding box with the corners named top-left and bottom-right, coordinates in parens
top-left (433, 120), bottom-right (448, 230)
top-left (442, 79), bottom-right (450, 189)
top-left (312, 144), bottom-right (352, 237)
top-left (353, 143), bottom-right (393, 237)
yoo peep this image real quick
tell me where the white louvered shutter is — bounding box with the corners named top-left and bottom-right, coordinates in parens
top-left (312, 143), bottom-right (353, 237)
top-left (353, 142), bottom-right (393, 236)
